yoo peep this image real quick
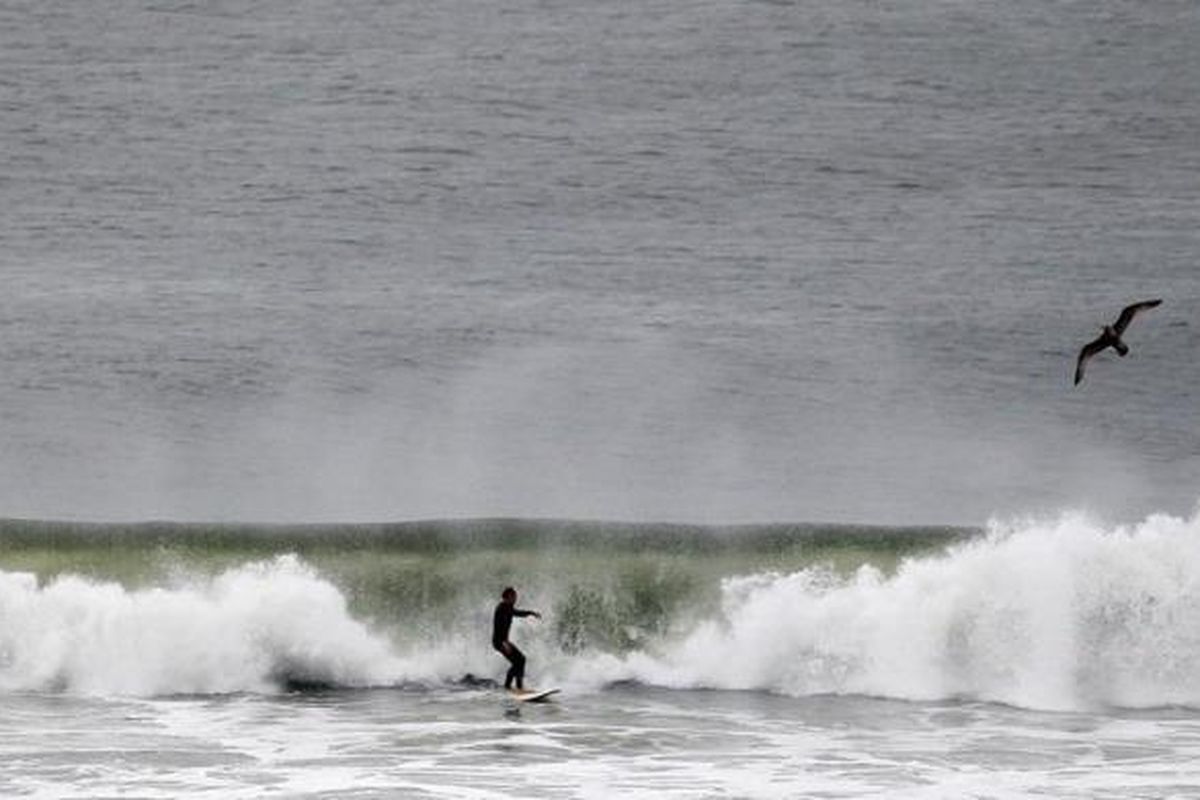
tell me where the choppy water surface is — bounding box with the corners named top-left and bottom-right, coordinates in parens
top-left (0, 0), bottom-right (1198, 523)
top-left (3, 688), bottom-right (1199, 799)
top-left (3, 0), bottom-right (1200, 796)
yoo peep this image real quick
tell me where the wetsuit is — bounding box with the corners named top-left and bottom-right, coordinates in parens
top-left (492, 602), bottom-right (536, 690)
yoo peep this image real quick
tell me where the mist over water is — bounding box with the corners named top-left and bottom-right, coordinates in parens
top-left (4, 3), bottom-right (1200, 797)
top-left (1, 0), bottom-right (1198, 525)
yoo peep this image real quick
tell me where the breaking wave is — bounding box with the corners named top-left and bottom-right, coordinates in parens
top-left (0, 556), bottom-right (408, 695)
top-left (2, 510), bottom-right (1200, 710)
top-left (603, 508), bottom-right (1200, 710)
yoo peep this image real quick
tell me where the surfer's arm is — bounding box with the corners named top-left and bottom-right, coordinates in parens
top-left (514, 609), bottom-right (542, 620)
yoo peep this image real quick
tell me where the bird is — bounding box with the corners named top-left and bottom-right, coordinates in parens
top-left (1074, 299), bottom-right (1162, 385)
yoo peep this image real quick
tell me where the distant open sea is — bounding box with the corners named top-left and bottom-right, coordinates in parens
top-left (1, 0), bottom-right (1199, 797)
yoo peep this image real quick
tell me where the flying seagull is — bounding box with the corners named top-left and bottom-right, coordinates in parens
top-left (1074, 299), bottom-right (1162, 385)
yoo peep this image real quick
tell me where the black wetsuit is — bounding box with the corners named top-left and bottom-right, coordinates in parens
top-left (492, 602), bottom-right (536, 690)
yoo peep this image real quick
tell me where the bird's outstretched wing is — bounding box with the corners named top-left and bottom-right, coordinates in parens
top-left (1113, 299), bottom-right (1162, 335)
top-left (1074, 336), bottom-right (1110, 385)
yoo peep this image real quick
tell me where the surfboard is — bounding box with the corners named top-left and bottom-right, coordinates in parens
top-left (510, 687), bottom-right (560, 703)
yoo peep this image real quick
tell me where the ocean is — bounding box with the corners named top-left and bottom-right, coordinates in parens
top-left (2, 0), bottom-right (1199, 796)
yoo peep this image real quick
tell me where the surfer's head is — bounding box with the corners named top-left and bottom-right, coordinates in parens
top-left (501, 586), bottom-right (517, 603)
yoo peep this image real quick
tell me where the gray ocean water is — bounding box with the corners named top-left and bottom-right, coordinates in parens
top-left (3, 1), bottom-right (1200, 798)
top-left (2, 0), bottom-right (1198, 524)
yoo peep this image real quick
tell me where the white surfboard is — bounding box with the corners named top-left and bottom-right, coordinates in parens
top-left (510, 687), bottom-right (560, 703)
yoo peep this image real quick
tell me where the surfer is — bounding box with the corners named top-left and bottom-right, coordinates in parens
top-left (492, 586), bottom-right (542, 692)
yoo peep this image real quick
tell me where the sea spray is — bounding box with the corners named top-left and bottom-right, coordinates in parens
top-left (8, 513), bottom-right (1200, 709)
top-left (0, 555), bottom-right (408, 695)
top-left (602, 509), bottom-right (1200, 710)
top-left (0, 518), bottom-right (964, 658)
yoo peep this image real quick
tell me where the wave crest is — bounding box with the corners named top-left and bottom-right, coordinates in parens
top-left (7, 509), bottom-right (1200, 709)
top-left (604, 509), bottom-right (1200, 710)
top-left (0, 555), bottom-right (404, 695)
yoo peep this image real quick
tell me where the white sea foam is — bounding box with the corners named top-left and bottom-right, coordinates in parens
top-left (0, 555), bottom-right (408, 695)
top-left (592, 507), bottom-right (1200, 711)
top-left (8, 508), bottom-right (1200, 710)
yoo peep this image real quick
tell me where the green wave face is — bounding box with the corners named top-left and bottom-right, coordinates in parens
top-left (0, 518), bottom-right (971, 655)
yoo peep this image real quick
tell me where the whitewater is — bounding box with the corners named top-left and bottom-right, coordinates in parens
top-left (4, 0), bottom-right (1200, 795)
top-left (1, 512), bottom-right (1200, 797)
top-left (3, 511), bottom-right (1200, 709)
